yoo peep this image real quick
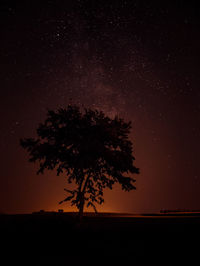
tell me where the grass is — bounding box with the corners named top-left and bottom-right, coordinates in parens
top-left (1, 212), bottom-right (200, 265)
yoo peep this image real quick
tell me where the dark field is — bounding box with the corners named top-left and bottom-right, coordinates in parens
top-left (1, 212), bottom-right (200, 265)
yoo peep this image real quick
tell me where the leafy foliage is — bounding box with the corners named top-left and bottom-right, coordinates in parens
top-left (20, 105), bottom-right (139, 214)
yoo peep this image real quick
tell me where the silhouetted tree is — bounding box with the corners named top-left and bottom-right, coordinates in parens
top-left (20, 105), bottom-right (139, 220)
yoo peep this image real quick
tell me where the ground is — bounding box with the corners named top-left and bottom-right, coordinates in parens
top-left (1, 212), bottom-right (200, 265)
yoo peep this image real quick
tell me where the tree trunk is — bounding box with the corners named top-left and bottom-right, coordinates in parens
top-left (78, 173), bottom-right (90, 222)
top-left (78, 193), bottom-right (85, 222)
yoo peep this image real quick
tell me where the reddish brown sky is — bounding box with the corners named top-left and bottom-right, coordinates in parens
top-left (0, 0), bottom-right (200, 214)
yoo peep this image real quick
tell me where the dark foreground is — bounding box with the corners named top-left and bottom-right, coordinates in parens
top-left (1, 212), bottom-right (200, 265)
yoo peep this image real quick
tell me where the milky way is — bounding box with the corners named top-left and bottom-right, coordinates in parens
top-left (0, 0), bottom-right (200, 213)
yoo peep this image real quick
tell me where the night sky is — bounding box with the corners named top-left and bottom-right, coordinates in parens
top-left (1, 0), bottom-right (200, 214)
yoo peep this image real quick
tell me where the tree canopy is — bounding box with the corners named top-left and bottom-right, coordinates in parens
top-left (20, 105), bottom-right (139, 218)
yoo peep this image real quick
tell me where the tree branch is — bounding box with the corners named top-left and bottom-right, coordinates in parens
top-left (81, 170), bottom-right (92, 194)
